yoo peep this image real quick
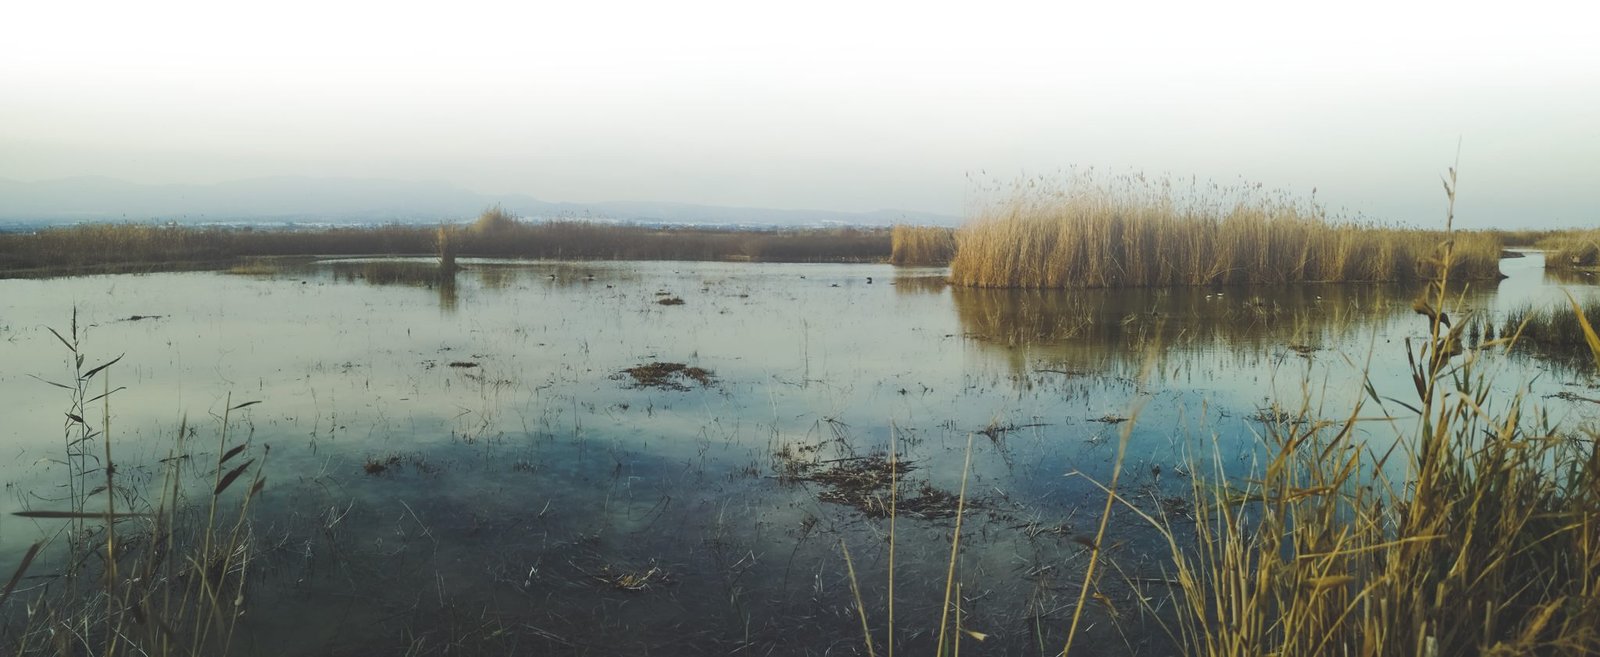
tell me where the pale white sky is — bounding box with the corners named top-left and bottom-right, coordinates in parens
top-left (2, 0), bottom-right (1596, 227)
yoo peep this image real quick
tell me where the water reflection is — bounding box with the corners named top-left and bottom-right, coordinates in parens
top-left (317, 258), bottom-right (649, 311)
top-left (890, 269), bottom-right (948, 294)
top-left (2, 255), bottom-right (1593, 656)
top-left (327, 259), bottom-right (446, 286)
top-left (949, 282), bottom-right (1487, 377)
top-left (438, 274), bottom-right (458, 312)
top-left (1543, 267), bottom-right (1600, 286)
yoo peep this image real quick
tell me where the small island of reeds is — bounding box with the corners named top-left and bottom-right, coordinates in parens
top-left (946, 174), bottom-right (1503, 288)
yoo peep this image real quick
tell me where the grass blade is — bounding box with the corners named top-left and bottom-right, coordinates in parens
top-left (47, 326), bottom-right (76, 353)
top-left (219, 444), bottom-right (247, 465)
top-left (13, 510), bottom-right (150, 519)
top-left (214, 459), bottom-right (254, 496)
top-left (80, 353), bottom-right (124, 381)
top-left (0, 542), bottom-right (42, 609)
top-left (85, 386), bottom-right (127, 405)
top-left (1563, 291), bottom-right (1600, 371)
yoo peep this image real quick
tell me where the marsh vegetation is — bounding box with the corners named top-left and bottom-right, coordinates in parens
top-left (3, 177), bottom-right (1599, 656)
top-left (948, 175), bottom-right (1504, 288)
top-left (0, 216), bottom-right (893, 277)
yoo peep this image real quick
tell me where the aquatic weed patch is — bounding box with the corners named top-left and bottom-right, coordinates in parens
top-left (789, 455), bottom-right (966, 519)
top-left (615, 362), bottom-right (715, 391)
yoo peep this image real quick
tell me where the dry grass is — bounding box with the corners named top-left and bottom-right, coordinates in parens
top-left (613, 362), bottom-right (715, 391)
top-left (1540, 230), bottom-right (1600, 269)
top-left (0, 219), bottom-right (892, 275)
top-left (889, 225), bottom-right (957, 266)
top-left (439, 209), bottom-right (891, 262)
top-left (1105, 167), bottom-right (1600, 657)
top-left (224, 258), bottom-right (282, 275)
top-left (1486, 228), bottom-right (1564, 248)
top-left (948, 175), bottom-right (1502, 288)
top-left (469, 204), bottom-right (519, 234)
top-left (1130, 336), bottom-right (1600, 656)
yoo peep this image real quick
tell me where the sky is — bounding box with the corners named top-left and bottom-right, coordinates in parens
top-left (2, 0), bottom-right (1596, 228)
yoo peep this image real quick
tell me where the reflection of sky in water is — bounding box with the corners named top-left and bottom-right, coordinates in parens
top-left (0, 254), bottom-right (1595, 653)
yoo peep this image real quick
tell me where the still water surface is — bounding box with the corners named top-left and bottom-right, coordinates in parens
top-left (0, 253), bottom-right (1593, 654)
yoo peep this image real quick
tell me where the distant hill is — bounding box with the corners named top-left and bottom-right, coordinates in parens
top-left (0, 176), bottom-right (958, 229)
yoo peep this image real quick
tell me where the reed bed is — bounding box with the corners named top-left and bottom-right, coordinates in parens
top-left (948, 176), bottom-right (1502, 288)
top-left (1540, 229), bottom-right (1600, 269)
top-left (889, 225), bottom-right (957, 266)
top-left (447, 217), bottom-right (889, 262)
top-left (0, 214), bottom-right (892, 276)
top-left (1486, 228), bottom-right (1564, 248)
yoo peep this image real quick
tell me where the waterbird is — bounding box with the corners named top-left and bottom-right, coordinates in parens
top-left (1411, 298), bottom-right (1451, 327)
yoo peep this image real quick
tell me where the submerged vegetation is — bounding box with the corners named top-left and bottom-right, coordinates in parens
top-left (614, 361), bottom-right (715, 391)
top-left (948, 175), bottom-right (1503, 288)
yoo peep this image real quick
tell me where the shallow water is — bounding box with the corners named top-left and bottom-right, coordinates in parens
top-left (0, 253), bottom-right (1594, 655)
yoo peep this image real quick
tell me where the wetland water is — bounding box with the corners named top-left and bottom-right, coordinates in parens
top-left (0, 253), bottom-right (1595, 655)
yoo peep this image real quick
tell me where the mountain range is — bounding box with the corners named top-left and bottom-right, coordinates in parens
top-left (0, 176), bottom-right (959, 228)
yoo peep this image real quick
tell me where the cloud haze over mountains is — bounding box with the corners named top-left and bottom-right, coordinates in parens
top-left (2, 1), bottom-right (1594, 230)
top-left (0, 176), bottom-right (957, 228)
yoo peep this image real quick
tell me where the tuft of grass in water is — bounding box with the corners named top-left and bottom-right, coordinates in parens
top-left (1502, 296), bottom-right (1600, 364)
top-left (613, 362), bottom-right (715, 391)
top-left (947, 173), bottom-right (1503, 288)
top-left (889, 225), bottom-right (957, 266)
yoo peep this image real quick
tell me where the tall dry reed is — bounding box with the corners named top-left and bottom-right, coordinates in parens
top-left (948, 175), bottom-right (1502, 288)
top-left (889, 225), bottom-right (957, 266)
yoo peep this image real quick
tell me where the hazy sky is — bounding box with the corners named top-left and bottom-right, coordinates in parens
top-left (3, 0), bottom-right (1596, 228)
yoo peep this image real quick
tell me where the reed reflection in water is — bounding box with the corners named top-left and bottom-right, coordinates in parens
top-left (949, 282), bottom-right (1496, 378)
